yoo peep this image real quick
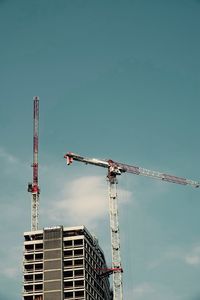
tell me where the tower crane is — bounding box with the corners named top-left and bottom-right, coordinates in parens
top-left (64, 151), bottom-right (199, 300)
top-left (28, 96), bottom-right (40, 231)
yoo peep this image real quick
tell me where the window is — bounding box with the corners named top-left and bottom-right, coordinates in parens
top-left (24, 274), bottom-right (33, 282)
top-left (64, 250), bottom-right (73, 257)
top-left (25, 244), bottom-right (34, 252)
top-left (64, 291), bottom-right (73, 298)
top-left (74, 239), bottom-right (83, 246)
top-left (24, 264), bottom-right (33, 272)
top-left (64, 260), bottom-right (73, 268)
top-left (35, 253), bottom-right (43, 260)
top-left (24, 296), bottom-right (33, 300)
top-left (74, 269), bottom-right (84, 277)
top-left (64, 240), bottom-right (72, 247)
top-left (35, 263), bottom-right (43, 271)
top-left (74, 259), bottom-right (83, 266)
top-left (35, 284), bottom-right (43, 291)
top-left (74, 249), bottom-right (83, 256)
top-left (64, 281), bottom-right (73, 289)
top-left (25, 254), bottom-right (34, 261)
top-left (24, 285), bottom-right (33, 292)
top-left (64, 270), bottom-right (73, 278)
top-left (75, 290), bottom-right (84, 297)
top-left (35, 243), bottom-right (43, 251)
top-left (75, 280), bottom-right (84, 287)
top-left (35, 273), bottom-right (43, 281)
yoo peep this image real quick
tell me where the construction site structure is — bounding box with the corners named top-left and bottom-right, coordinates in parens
top-left (64, 151), bottom-right (200, 300)
top-left (23, 225), bottom-right (112, 300)
top-left (28, 96), bottom-right (40, 231)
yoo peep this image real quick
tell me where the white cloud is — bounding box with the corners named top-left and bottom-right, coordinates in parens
top-left (0, 246), bottom-right (21, 279)
top-left (132, 282), bottom-right (155, 297)
top-left (148, 245), bottom-right (200, 270)
top-left (45, 175), bottom-right (132, 228)
top-left (0, 147), bottom-right (18, 164)
top-left (184, 245), bottom-right (200, 266)
top-left (147, 247), bottom-right (182, 269)
top-left (3, 267), bottom-right (18, 279)
top-left (126, 282), bottom-right (181, 300)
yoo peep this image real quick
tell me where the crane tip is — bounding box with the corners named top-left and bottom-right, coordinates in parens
top-left (33, 96), bottom-right (39, 100)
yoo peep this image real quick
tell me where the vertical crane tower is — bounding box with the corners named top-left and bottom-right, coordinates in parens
top-left (64, 151), bottom-right (200, 300)
top-left (28, 96), bottom-right (40, 231)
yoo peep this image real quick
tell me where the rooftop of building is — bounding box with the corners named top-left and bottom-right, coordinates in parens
top-left (24, 225), bottom-right (105, 261)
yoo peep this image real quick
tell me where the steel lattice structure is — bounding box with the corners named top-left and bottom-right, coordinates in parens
top-left (64, 152), bottom-right (199, 300)
top-left (28, 96), bottom-right (40, 231)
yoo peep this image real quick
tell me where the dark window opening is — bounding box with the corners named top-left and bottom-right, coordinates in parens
top-left (75, 280), bottom-right (84, 287)
top-left (25, 254), bottom-right (34, 261)
top-left (35, 273), bottom-right (43, 281)
top-left (64, 250), bottom-right (73, 257)
top-left (35, 244), bottom-right (43, 251)
top-left (64, 260), bottom-right (73, 267)
top-left (64, 281), bottom-right (73, 288)
top-left (24, 264), bottom-right (34, 272)
top-left (64, 240), bottom-right (72, 247)
top-left (64, 270), bottom-right (73, 278)
top-left (24, 274), bottom-right (33, 282)
top-left (25, 244), bottom-right (34, 252)
top-left (24, 285), bottom-right (33, 292)
top-left (74, 259), bottom-right (83, 266)
top-left (74, 239), bottom-right (83, 246)
top-left (64, 291), bottom-right (73, 298)
top-left (35, 263), bottom-right (43, 271)
top-left (74, 269), bottom-right (83, 277)
top-left (35, 253), bottom-right (43, 260)
top-left (75, 290), bottom-right (84, 297)
top-left (35, 284), bottom-right (43, 291)
top-left (74, 249), bottom-right (83, 256)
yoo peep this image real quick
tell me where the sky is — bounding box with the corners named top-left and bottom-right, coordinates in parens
top-left (0, 0), bottom-right (200, 299)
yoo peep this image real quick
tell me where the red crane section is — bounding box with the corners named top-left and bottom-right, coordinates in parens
top-left (28, 96), bottom-right (40, 231)
top-left (32, 96), bottom-right (40, 194)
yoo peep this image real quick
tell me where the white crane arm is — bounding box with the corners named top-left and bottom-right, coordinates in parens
top-left (111, 161), bottom-right (200, 188)
top-left (64, 152), bottom-right (200, 188)
top-left (64, 152), bottom-right (109, 168)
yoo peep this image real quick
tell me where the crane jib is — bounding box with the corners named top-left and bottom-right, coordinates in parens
top-left (64, 152), bottom-right (200, 188)
top-left (161, 174), bottom-right (187, 185)
top-left (122, 165), bottom-right (140, 175)
top-left (111, 162), bottom-right (140, 175)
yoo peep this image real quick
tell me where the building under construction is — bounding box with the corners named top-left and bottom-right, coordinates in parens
top-left (24, 97), bottom-right (112, 300)
top-left (24, 97), bottom-right (200, 300)
top-left (23, 225), bottom-right (112, 300)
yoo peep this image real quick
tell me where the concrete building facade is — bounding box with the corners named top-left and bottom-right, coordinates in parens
top-left (23, 225), bottom-right (112, 300)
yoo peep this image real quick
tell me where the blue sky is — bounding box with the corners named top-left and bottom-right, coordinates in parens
top-left (0, 0), bottom-right (200, 299)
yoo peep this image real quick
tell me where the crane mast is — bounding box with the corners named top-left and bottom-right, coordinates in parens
top-left (64, 151), bottom-right (200, 300)
top-left (28, 96), bottom-right (40, 231)
top-left (108, 172), bottom-right (123, 300)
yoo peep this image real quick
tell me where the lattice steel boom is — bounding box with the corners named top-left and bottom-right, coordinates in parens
top-left (28, 96), bottom-right (40, 231)
top-left (64, 152), bottom-right (200, 188)
top-left (64, 151), bottom-right (199, 300)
